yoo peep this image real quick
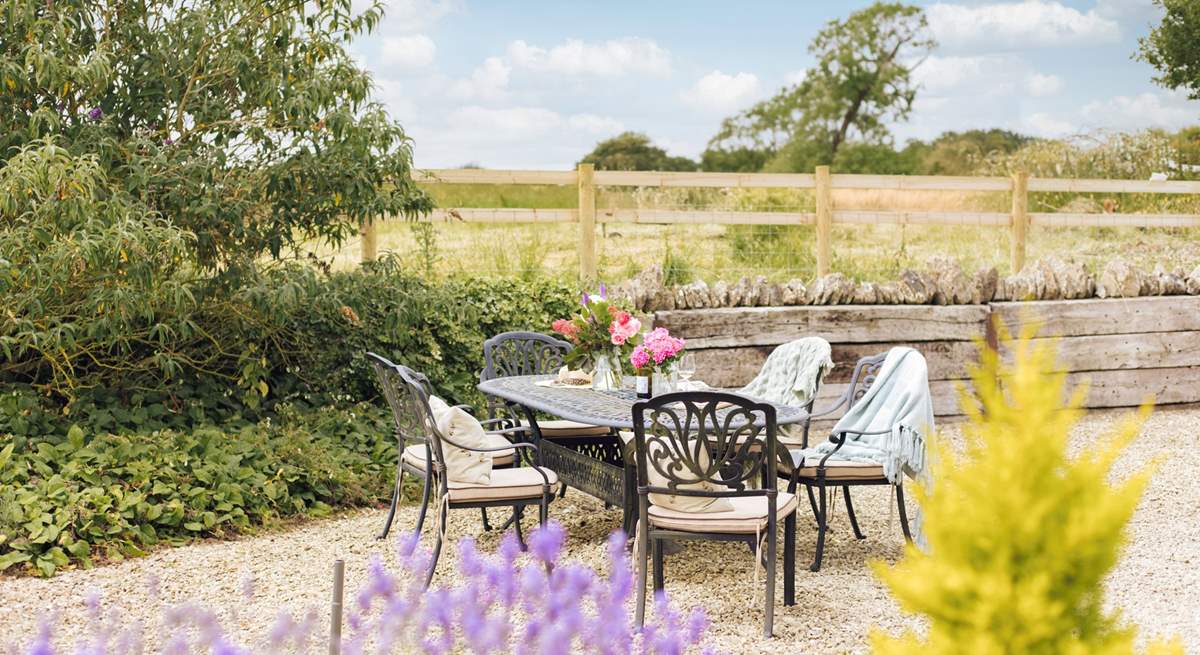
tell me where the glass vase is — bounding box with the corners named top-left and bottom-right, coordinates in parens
top-left (652, 365), bottom-right (677, 395)
top-left (591, 353), bottom-right (621, 391)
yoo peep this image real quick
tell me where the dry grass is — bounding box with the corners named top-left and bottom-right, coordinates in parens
top-left (304, 184), bottom-right (1200, 282)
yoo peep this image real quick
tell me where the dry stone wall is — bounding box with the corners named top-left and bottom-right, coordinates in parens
top-left (613, 257), bottom-right (1200, 313)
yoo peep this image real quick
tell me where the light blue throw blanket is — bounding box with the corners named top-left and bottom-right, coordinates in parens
top-left (791, 347), bottom-right (934, 546)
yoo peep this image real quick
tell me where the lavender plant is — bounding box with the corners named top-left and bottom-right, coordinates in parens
top-left (19, 523), bottom-right (714, 655)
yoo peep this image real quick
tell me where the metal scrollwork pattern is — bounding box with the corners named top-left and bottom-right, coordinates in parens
top-left (482, 332), bottom-right (572, 380)
top-left (366, 354), bottom-right (435, 445)
top-left (636, 393), bottom-right (777, 494)
top-left (849, 353), bottom-right (887, 408)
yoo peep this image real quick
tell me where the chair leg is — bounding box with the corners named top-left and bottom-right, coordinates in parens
top-left (480, 508), bottom-right (492, 532)
top-left (765, 519), bottom-right (777, 638)
top-left (652, 538), bottom-right (665, 591)
top-left (424, 501), bottom-right (447, 588)
top-left (810, 485), bottom-right (828, 572)
top-left (635, 525), bottom-right (649, 628)
top-left (843, 486), bottom-right (865, 540)
top-left (539, 495), bottom-right (549, 525)
top-left (414, 471), bottom-right (433, 535)
top-left (377, 466), bottom-right (403, 540)
top-left (896, 484), bottom-right (913, 543)
top-left (513, 507), bottom-right (526, 550)
top-left (784, 513), bottom-right (796, 606)
top-left (559, 483), bottom-right (569, 499)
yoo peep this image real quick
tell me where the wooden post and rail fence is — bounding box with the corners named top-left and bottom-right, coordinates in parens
top-left (360, 165), bottom-right (1200, 279)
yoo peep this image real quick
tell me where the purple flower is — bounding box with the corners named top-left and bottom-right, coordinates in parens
top-left (528, 521), bottom-right (566, 564)
top-left (27, 622), bottom-right (53, 655)
top-left (164, 137), bottom-right (174, 145)
top-left (87, 106), bottom-right (102, 120)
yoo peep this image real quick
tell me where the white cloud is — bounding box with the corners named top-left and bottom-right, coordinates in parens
top-left (927, 1), bottom-right (1121, 49)
top-left (365, 0), bottom-right (460, 32)
top-left (446, 106), bottom-right (561, 141)
top-left (1095, 0), bottom-right (1162, 20)
top-left (450, 57), bottom-right (511, 101)
top-left (507, 38), bottom-right (671, 77)
top-left (680, 70), bottom-right (761, 114)
top-left (912, 56), bottom-right (989, 93)
top-left (1080, 92), bottom-right (1198, 131)
top-left (1025, 72), bottom-right (1063, 97)
top-left (381, 34), bottom-right (436, 69)
top-left (1023, 112), bottom-right (1078, 137)
top-left (567, 114), bottom-right (625, 135)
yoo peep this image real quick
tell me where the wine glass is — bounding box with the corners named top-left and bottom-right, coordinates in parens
top-left (677, 353), bottom-right (697, 389)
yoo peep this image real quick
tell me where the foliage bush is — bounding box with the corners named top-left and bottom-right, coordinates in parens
top-left (0, 400), bottom-right (394, 576)
top-left (871, 327), bottom-right (1182, 654)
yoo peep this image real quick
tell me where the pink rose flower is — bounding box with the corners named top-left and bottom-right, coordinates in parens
top-left (608, 311), bottom-right (641, 346)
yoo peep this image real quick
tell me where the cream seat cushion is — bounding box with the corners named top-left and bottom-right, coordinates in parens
top-left (620, 431), bottom-right (734, 514)
top-left (648, 492), bottom-right (799, 534)
top-left (428, 396), bottom-right (494, 485)
top-left (779, 451), bottom-right (885, 480)
top-left (525, 419), bottom-right (610, 439)
top-left (448, 467), bottom-right (559, 502)
top-left (401, 439), bottom-right (515, 468)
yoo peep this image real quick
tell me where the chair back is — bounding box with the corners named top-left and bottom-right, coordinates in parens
top-left (632, 391), bottom-right (779, 500)
top-left (481, 331), bottom-right (573, 381)
top-left (366, 352), bottom-right (442, 456)
top-left (845, 352), bottom-right (888, 410)
top-left (391, 363), bottom-right (453, 473)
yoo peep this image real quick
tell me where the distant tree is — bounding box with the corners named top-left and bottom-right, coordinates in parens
top-left (1138, 0), bottom-right (1200, 100)
top-left (707, 2), bottom-right (934, 172)
top-left (914, 129), bottom-right (1034, 175)
top-left (579, 132), bottom-right (697, 171)
top-left (699, 146), bottom-right (772, 172)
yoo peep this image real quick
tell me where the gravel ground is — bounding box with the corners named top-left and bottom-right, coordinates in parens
top-left (2, 408), bottom-right (1198, 654)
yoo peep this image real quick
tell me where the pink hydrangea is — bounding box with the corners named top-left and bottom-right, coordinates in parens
top-left (630, 345), bottom-right (651, 370)
top-left (608, 311), bottom-right (641, 346)
top-left (630, 328), bottom-right (685, 371)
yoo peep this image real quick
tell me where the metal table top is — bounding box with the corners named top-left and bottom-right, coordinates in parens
top-left (477, 374), bottom-right (810, 430)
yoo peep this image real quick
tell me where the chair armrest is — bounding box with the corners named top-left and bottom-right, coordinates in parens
top-left (812, 427), bottom-right (892, 468)
top-left (485, 426), bottom-right (531, 438)
top-left (807, 394), bottom-right (850, 419)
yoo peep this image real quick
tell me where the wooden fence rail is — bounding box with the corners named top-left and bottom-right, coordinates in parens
top-left (367, 166), bottom-right (1200, 277)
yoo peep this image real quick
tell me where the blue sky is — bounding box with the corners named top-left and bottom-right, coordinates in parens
top-left (350, 0), bottom-right (1198, 169)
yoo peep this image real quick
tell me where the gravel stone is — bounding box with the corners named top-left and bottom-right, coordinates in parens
top-left (2, 409), bottom-right (1198, 654)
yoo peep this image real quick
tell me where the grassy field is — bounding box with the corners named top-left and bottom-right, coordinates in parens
top-left (310, 183), bottom-right (1200, 283)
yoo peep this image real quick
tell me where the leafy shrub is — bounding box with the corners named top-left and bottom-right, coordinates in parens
top-left (871, 327), bottom-right (1182, 654)
top-left (0, 402), bottom-right (394, 577)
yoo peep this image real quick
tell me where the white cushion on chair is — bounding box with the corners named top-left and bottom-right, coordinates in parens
top-left (779, 451), bottom-right (885, 480)
top-left (448, 467), bottom-right (560, 502)
top-left (648, 493), bottom-right (799, 534)
top-left (428, 396), bottom-right (494, 484)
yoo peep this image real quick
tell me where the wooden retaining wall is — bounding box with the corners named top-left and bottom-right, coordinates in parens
top-left (654, 296), bottom-right (1200, 416)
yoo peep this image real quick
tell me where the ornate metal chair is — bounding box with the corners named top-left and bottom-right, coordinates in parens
top-left (631, 391), bottom-right (797, 638)
top-left (778, 352), bottom-right (914, 572)
top-left (367, 352), bottom-right (519, 540)
top-left (481, 332), bottom-right (616, 508)
top-left (395, 363), bottom-right (558, 586)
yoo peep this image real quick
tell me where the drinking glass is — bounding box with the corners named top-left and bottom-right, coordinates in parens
top-left (677, 353), bottom-right (697, 387)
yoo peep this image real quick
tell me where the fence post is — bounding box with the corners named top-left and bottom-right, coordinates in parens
top-left (360, 217), bottom-right (378, 264)
top-left (1010, 170), bottom-right (1029, 274)
top-left (577, 163), bottom-right (597, 282)
top-left (328, 559), bottom-right (344, 655)
top-left (814, 165), bottom-right (833, 277)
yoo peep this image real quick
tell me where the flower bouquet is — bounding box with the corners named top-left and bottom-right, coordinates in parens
top-left (551, 286), bottom-right (641, 390)
top-left (630, 327), bottom-right (686, 396)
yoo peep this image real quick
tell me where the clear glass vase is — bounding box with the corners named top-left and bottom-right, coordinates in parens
top-left (652, 365), bottom-right (677, 395)
top-left (591, 353), bottom-right (621, 391)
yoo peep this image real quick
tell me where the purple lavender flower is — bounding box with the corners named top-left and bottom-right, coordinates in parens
top-left (87, 106), bottom-right (102, 120)
top-left (528, 521), bottom-right (566, 564)
top-left (27, 622), bottom-right (54, 655)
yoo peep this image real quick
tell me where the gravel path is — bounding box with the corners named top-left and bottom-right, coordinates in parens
top-left (3, 408), bottom-right (1198, 654)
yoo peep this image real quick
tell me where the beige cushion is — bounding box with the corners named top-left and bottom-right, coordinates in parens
top-left (448, 467), bottom-right (559, 502)
top-left (526, 419), bottom-right (610, 439)
top-left (779, 452), bottom-right (885, 480)
top-left (402, 440), bottom-right (515, 468)
top-left (429, 396), bottom-right (493, 485)
top-left (640, 433), bottom-right (734, 514)
top-left (648, 493), bottom-right (799, 534)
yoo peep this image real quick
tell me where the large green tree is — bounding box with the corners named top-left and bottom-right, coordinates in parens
top-left (1138, 0), bottom-right (1200, 100)
top-left (579, 131), bottom-right (696, 171)
top-left (0, 0), bottom-right (429, 270)
top-left (704, 2), bottom-right (934, 172)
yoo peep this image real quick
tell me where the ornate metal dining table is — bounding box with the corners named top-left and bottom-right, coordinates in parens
top-left (476, 374), bottom-right (811, 534)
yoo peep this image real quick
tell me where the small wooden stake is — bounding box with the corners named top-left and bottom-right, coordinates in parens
top-left (1010, 170), bottom-right (1029, 274)
top-left (329, 559), bottom-right (345, 655)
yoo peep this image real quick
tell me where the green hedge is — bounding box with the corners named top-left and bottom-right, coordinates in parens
top-left (0, 265), bottom-right (579, 576)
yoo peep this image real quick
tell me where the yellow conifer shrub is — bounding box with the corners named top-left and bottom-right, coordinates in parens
top-left (871, 326), bottom-right (1183, 655)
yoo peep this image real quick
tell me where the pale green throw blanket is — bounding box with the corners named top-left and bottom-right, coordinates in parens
top-left (737, 337), bottom-right (834, 446)
top-left (737, 337), bottom-right (834, 407)
top-left (791, 347), bottom-right (934, 546)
